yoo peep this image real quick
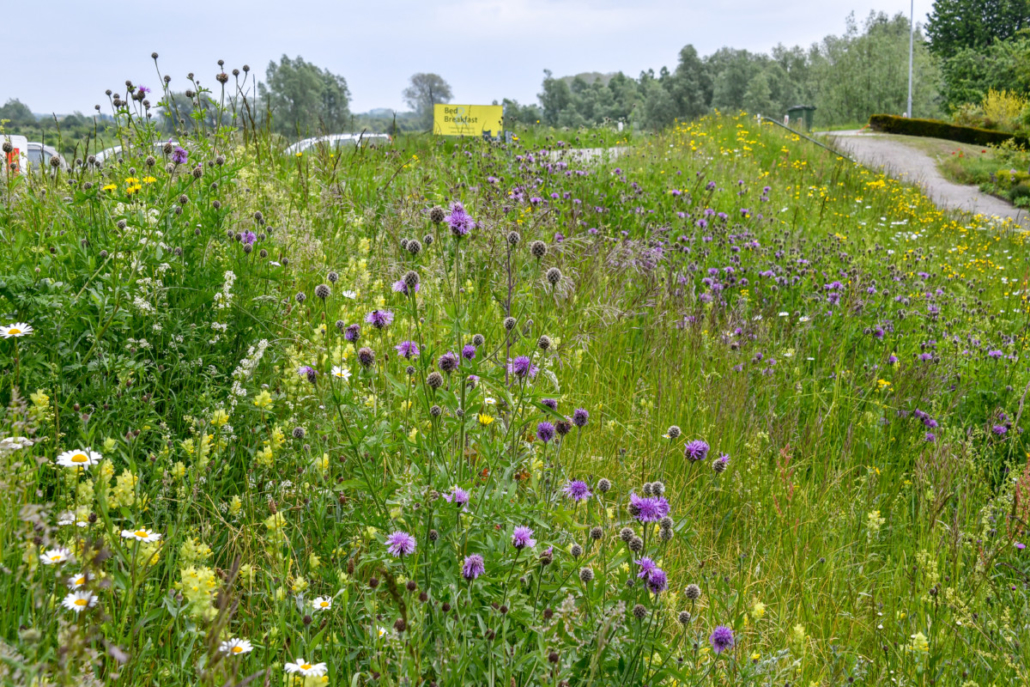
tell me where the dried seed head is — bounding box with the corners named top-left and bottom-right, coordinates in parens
top-left (685, 584), bottom-right (701, 600)
top-left (530, 240), bottom-right (547, 259)
top-left (546, 267), bottom-right (562, 285)
top-left (598, 478), bottom-right (612, 493)
top-left (667, 425), bottom-right (681, 439)
top-left (537, 335), bottom-right (552, 351)
top-left (629, 536), bottom-right (644, 553)
top-left (429, 206), bottom-right (446, 224)
top-left (327, 271), bottom-right (339, 283)
top-left (507, 231), bottom-right (521, 246)
top-left (357, 347), bottom-right (376, 368)
top-left (315, 284), bottom-right (331, 300)
top-left (589, 526), bottom-right (603, 540)
top-left (406, 239), bottom-right (422, 256)
top-left (632, 604), bottom-right (647, 620)
top-left (570, 544), bottom-right (583, 558)
top-left (579, 567), bottom-right (594, 583)
top-left (472, 333), bottom-right (485, 347)
top-left (423, 233), bottom-right (434, 246)
top-left (427, 372), bottom-right (444, 390)
top-left (404, 271), bottom-right (420, 288)
top-left (503, 317), bottom-right (517, 331)
top-left (620, 527), bottom-right (634, 542)
top-left (678, 610), bottom-right (691, 626)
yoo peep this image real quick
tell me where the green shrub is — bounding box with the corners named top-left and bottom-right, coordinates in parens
top-left (1008, 182), bottom-right (1030, 204)
top-left (868, 114), bottom-right (1029, 148)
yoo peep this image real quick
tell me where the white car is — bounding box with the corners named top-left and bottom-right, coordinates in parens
top-left (1, 134), bottom-right (29, 176)
top-left (94, 140), bottom-right (179, 165)
top-left (27, 142), bottom-right (69, 172)
top-left (285, 133), bottom-right (391, 155)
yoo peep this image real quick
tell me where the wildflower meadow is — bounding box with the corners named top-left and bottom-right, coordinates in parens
top-left (1, 69), bottom-right (1029, 687)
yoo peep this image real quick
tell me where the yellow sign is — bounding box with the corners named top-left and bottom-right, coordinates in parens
top-left (433, 104), bottom-right (503, 138)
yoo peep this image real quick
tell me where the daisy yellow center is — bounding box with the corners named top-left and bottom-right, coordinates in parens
top-left (301, 664), bottom-right (312, 671)
top-left (231, 646), bottom-right (243, 654)
top-left (319, 601), bottom-right (329, 607)
top-left (9, 328), bottom-right (21, 335)
top-left (71, 453), bottom-right (89, 463)
top-left (74, 598), bottom-right (88, 606)
top-left (50, 555), bottom-right (62, 561)
top-left (74, 577), bottom-right (85, 585)
top-left (134, 530), bottom-right (148, 538)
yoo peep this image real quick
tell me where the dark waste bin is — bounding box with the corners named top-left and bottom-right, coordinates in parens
top-left (786, 105), bottom-right (816, 132)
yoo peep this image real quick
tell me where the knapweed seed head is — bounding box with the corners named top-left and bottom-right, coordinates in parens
top-left (406, 239), bottom-right (422, 256)
top-left (579, 567), bottom-right (594, 583)
top-left (685, 583), bottom-right (701, 600)
top-left (429, 206), bottom-right (445, 224)
top-left (629, 536), bottom-right (644, 553)
top-left (427, 372), bottom-right (444, 390)
top-left (327, 271), bottom-right (339, 284)
top-left (295, 292), bottom-right (306, 304)
top-left (620, 527), bottom-right (634, 542)
top-left (357, 347), bottom-right (376, 368)
top-left (667, 425), bottom-right (681, 439)
top-left (404, 270), bottom-right (420, 289)
top-left (314, 284), bottom-right (331, 300)
top-left (530, 240), bottom-right (547, 259)
top-left (546, 267), bottom-right (562, 285)
top-left (503, 317), bottom-right (517, 331)
top-left (632, 604), bottom-right (647, 620)
top-left (570, 544), bottom-right (583, 558)
top-left (292, 427), bottom-right (306, 440)
top-left (678, 610), bottom-right (691, 625)
top-left (472, 333), bottom-right (485, 347)
top-left (590, 526), bottom-right (603, 540)
top-left (537, 335), bottom-right (552, 351)
top-left (598, 478), bottom-right (612, 493)
top-left (507, 231), bottom-right (521, 246)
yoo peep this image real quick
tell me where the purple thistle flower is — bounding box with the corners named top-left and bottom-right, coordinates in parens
top-left (646, 568), bottom-right (668, 594)
top-left (392, 279), bottom-right (420, 296)
top-left (635, 557), bottom-right (658, 580)
top-left (138, 85), bottom-right (151, 95)
top-left (629, 493), bottom-right (670, 523)
top-left (444, 486), bottom-right (470, 507)
top-left (241, 231), bottom-right (257, 245)
top-left (511, 526), bottom-right (536, 550)
top-left (537, 421), bottom-right (556, 443)
top-left (541, 398), bottom-right (558, 411)
top-left (1016, 541), bottom-right (1026, 550)
top-left (365, 310), bottom-right (394, 329)
top-left (684, 440), bottom-right (710, 462)
top-left (508, 356), bottom-right (539, 380)
top-left (395, 341), bottom-right (420, 359)
top-left (462, 554), bottom-right (485, 581)
top-left (171, 146), bottom-right (188, 165)
top-left (437, 351), bottom-right (460, 374)
top-left (446, 202), bottom-right (474, 237)
top-left (572, 408), bottom-right (589, 428)
top-left (993, 424), bottom-right (1008, 436)
top-left (385, 531), bottom-right (417, 557)
top-left (563, 480), bottom-right (592, 502)
top-left (987, 350), bottom-right (1003, 359)
top-left (298, 365), bottom-right (317, 384)
top-left (344, 324), bottom-right (360, 342)
top-left (462, 344), bottom-right (477, 360)
top-left (709, 625), bottom-right (735, 654)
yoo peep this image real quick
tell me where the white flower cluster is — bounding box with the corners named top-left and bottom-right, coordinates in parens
top-left (0, 436), bottom-right (34, 456)
top-left (228, 339), bottom-right (269, 408)
top-left (214, 271), bottom-right (236, 310)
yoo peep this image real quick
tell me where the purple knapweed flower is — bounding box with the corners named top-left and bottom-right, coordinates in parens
top-left (344, 324), bottom-right (360, 342)
top-left (446, 202), bottom-right (474, 237)
top-left (437, 351), bottom-right (460, 374)
top-left (684, 440), bottom-right (710, 462)
top-left (635, 557), bottom-right (658, 580)
top-left (365, 310), bottom-right (394, 329)
top-left (993, 424), bottom-right (1008, 436)
top-left (572, 408), bottom-right (589, 428)
top-left (542, 398), bottom-right (558, 411)
top-left (395, 340), bottom-right (420, 359)
top-left (298, 365), bottom-right (317, 384)
top-left (392, 279), bottom-right (420, 296)
top-left (444, 486), bottom-right (470, 507)
top-left (241, 231), bottom-right (256, 245)
top-left (646, 568), bottom-right (668, 594)
top-left (508, 356), bottom-right (539, 380)
top-left (511, 526), bottom-right (536, 550)
top-left (385, 531), bottom-right (417, 557)
top-left (462, 344), bottom-right (477, 360)
top-left (462, 554), bottom-right (485, 581)
top-left (709, 625), bottom-right (735, 653)
top-left (629, 493), bottom-right (671, 523)
top-left (988, 350), bottom-right (1004, 360)
top-left (563, 480), bottom-right (592, 501)
top-left (171, 146), bottom-right (188, 165)
top-left (537, 421), bottom-right (556, 443)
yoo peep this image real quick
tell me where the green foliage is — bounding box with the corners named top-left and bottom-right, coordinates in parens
top-left (402, 73), bottom-right (454, 130)
top-left (869, 113), bottom-right (1030, 147)
top-left (258, 55), bottom-right (351, 137)
top-left (939, 33), bottom-right (1030, 110)
top-left (926, 0), bottom-right (1030, 60)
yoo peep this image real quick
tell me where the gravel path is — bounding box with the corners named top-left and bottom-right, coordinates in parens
top-left (827, 131), bottom-right (1028, 226)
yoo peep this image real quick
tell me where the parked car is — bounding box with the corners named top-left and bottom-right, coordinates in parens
top-left (285, 133), bottom-right (391, 155)
top-left (27, 142), bottom-right (69, 172)
top-left (94, 141), bottom-right (179, 165)
top-left (1, 134), bottom-right (29, 176)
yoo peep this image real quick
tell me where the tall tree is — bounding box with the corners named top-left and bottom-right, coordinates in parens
top-left (402, 73), bottom-right (453, 129)
top-left (259, 55), bottom-right (351, 136)
top-left (926, 0), bottom-right (1030, 59)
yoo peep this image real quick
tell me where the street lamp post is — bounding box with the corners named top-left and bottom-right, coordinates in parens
top-left (907, 0), bottom-right (915, 117)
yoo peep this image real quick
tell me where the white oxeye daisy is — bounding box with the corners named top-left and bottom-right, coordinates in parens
top-left (341, 290), bottom-right (357, 299)
top-left (121, 528), bottom-right (162, 542)
top-left (284, 659), bottom-right (327, 677)
top-left (56, 448), bottom-right (103, 469)
top-left (67, 572), bottom-right (88, 589)
top-left (219, 638), bottom-right (253, 656)
top-left (40, 547), bottom-right (72, 565)
top-left (1, 322), bottom-right (33, 338)
top-left (311, 596), bottom-right (332, 611)
top-left (331, 366), bottom-right (351, 381)
top-left (61, 590), bottom-right (97, 613)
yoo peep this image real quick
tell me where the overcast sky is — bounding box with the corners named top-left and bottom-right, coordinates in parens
top-left (6, 0), bottom-right (932, 116)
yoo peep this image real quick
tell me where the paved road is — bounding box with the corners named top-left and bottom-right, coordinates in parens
top-left (827, 131), bottom-right (1028, 227)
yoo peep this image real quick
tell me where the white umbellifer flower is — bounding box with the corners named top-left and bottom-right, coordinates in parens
top-left (40, 547), bottom-right (72, 565)
top-left (284, 659), bottom-right (327, 677)
top-left (1, 322), bottom-right (33, 338)
top-left (67, 572), bottom-right (88, 589)
top-left (61, 591), bottom-right (98, 613)
top-left (311, 596), bottom-right (332, 611)
top-left (331, 366), bottom-right (351, 381)
top-left (56, 448), bottom-right (103, 469)
top-left (219, 638), bottom-right (253, 656)
top-left (121, 528), bottom-right (162, 542)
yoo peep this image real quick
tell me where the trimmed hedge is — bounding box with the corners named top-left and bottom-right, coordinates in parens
top-left (868, 114), bottom-right (1028, 149)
